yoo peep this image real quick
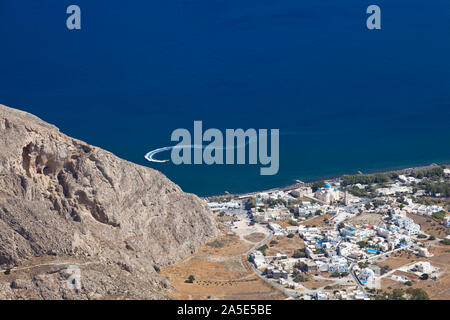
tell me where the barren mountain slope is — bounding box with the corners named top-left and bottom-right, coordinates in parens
top-left (0, 104), bottom-right (218, 299)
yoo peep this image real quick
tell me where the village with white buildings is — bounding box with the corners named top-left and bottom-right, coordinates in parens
top-left (206, 165), bottom-right (450, 300)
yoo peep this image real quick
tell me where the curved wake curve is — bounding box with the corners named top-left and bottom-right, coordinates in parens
top-left (144, 146), bottom-right (173, 163)
top-left (144, 139), bottom-right (256, 163)
top-left (144, 145), bottom-right (202, 163)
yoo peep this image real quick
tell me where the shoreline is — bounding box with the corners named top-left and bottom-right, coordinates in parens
top-left (204, 161), bottom-right (448, 199)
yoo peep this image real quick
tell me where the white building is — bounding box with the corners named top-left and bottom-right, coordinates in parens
top-left (376, 184), bottom-right (411, 196)
top-left (415, 261), bottom-right (432, 274)
top-left (207, 201), bottom-right (240, 211)
top-left (328, 256), bottom-right (348, 273)
top-left (315, 260), bottom-right (329, 272)
top-left (257, 193), bottom-right (270, 200)
top-left (444, 168), bottom-right (450, 177)
top-left (392, 215), bottom-right (421, 235)
top-left (286, 226), bottom-right (299, 234)
top-left (314, 183), bottom-right (341, 204)
top-left (323, 230), bottom-right (340, 244)
top-left (344, 190), bottom-right (350, 206)
top-left (410, 204), bottom-right (444, 216)
top-left (323, 243), bottom-right (338, 257)
top-left (250, 251), bottom-right (267, 269)
top-left (314, 291), bottom-right (328, 300)
top-left (378, 242), bottom-right (390, 252)
top-left (338, 242), bottom-right (360, 257)
top-left (358, 268), bottom-right (375, 283)
top-left (340, 225), bottom-right (367, 240)
top-left (353, 290), bottom-right (366, 300)
top-left (376, 224), bottom-right (391, 239)
top-left (398, 175), bottom-right (420, 184)
top-left (418, 247), bottom-right (433, 258)
top-left (390, 275), bottom-right (409, 283)
top-left (443, 216), bottom-right (450, 227)
top-left (268, 223), bottom-right (286, 236)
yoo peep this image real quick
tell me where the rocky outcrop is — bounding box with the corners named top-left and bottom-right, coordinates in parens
top-left (0, 104), bottom-right (218, 299)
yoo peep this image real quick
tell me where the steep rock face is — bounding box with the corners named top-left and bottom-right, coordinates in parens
top-left (0, 104), bottom-right (218, 299)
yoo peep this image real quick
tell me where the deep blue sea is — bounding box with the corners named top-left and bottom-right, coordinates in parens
top-left (1, 1), bottom-right (449, 196)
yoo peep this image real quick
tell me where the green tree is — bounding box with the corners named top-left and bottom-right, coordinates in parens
top-left (356, 241), bottom-right (366, 249)
top-left (187, 275), bottom-right (196, 283)
top-left (257, 244), bottom-right (268, 255)
top-left (292, 249), bottom-right (306, 258)
top-left (432, 211), bottom-right (446, 220)
top-left (380, 265), bottom-right (391, 275)
top-left (247, 197), bottom-right (257, 209)
top-left (330, 272), bottom-right (340, 278)
top-left (312, 181), bottom-right (325, 192)
top-left (390, 288), bottom-right (405, 300)
top-left (406, 288), bottom-right (429, 300)
top-left (292, 269), bottom-right (309, 282)
top-left (420, 273), bottom-right (429, 280)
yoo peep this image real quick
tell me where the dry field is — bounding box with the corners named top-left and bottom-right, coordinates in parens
top-left (161, 235), bottom-right (287, 300)
top-left (300, 214), bottom-right (334, 227)
top-left (300, 278), bottom-right (334, 290)
top-left (376, 250), bottom-right (425, 270)
top-left (326, 283), bottom-right (358, 291)
top-left (347, 213), bottom-right (384, 226)
top-left (243, 232), bottom-right (266, 243)
top-left (423, 245), bottom-right (450, 299)
top-left (277, 220), bottom-right (296, 228)
top-left (265, 235), bottom-right (305, 257)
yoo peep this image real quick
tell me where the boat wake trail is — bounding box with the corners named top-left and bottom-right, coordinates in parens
top-left (144, 139), bottom-right (256, 163)
top-left (144, 146), bottom-right (172, 163)
top-left (144, 145), bottom-right (199, 163)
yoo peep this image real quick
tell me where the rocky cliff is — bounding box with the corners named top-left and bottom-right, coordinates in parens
top-left (0, 104), bottom-right (218, 299)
